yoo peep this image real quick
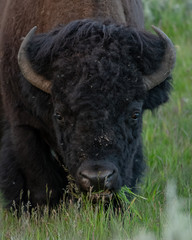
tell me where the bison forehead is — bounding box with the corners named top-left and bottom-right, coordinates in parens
top-left (50, 22), bottom-right (147, 112)
top-left (52, 54), bottom-right (145, 111)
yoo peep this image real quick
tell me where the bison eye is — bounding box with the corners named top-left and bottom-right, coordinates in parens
top-left (131, 111), bottom-right (140, 120)
top-left (54, 112), bottom-right (63, 121)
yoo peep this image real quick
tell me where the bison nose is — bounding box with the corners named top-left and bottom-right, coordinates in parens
top-left (77, 163), bottom-right (118, 192)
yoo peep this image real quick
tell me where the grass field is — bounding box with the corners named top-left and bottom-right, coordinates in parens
top-left (0, 0), bottom-right (192, 239)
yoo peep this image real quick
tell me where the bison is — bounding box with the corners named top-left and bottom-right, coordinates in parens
top-left (0, 0), bottom-right (175, 208)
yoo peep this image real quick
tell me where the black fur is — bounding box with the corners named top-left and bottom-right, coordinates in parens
top-left (0, 19), bottom-right (172, 208)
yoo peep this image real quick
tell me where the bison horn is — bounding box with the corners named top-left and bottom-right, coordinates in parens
top-left (18, 26), bottom-right (52, 94)
top-left (143, 26), bottom-right (176, 91)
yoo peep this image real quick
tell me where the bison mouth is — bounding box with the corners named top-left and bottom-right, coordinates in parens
top-left (65, 175), bottom-right (115, 204)
top-left (84, 188), bottom-right (114, 204)
top-left (65, 184), bottom-right (129, 211)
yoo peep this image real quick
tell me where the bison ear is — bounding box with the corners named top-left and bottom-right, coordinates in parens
top-left (143, 76), bottom-right (172, 110)
top-left (18, 27), bottom-right (52, 94)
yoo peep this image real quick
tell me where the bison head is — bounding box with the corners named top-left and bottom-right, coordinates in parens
top-left (17, 20), bottom-right (175, 195)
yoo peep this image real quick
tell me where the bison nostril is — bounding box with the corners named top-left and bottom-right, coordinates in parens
top-left (107, 170), bottom-right (115, 179)
top-left (80, 169), bottom-right (114, 180)
top-left (78, 168), bottom-right (117, 191)
top-left (80, 172), bottom-right (90, 179)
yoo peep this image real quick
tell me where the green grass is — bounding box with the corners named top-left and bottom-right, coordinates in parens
top-left (0, 0), bottom-right (192, 239)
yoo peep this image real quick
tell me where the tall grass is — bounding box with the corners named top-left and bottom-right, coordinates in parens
top-left (0, 0), bottom-right (192, 239)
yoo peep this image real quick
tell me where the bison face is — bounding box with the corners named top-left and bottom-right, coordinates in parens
top-left (50, 33), bottom-right (146, 193)
top-left (18, 20), bottom-right (175, 195)
top-left (52, 96), bottom-right (144, 193)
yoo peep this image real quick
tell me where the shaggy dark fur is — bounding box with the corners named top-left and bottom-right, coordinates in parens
top-left (0, 19), bottom-right (172, 208)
